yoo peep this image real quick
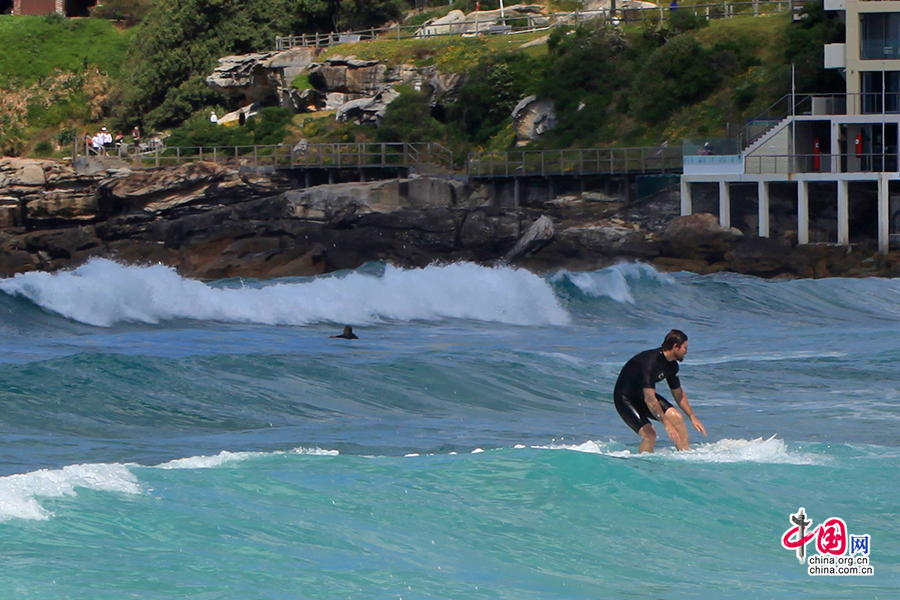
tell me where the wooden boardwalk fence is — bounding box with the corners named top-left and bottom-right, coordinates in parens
top-left (276, 1), bottom-right (793, 50)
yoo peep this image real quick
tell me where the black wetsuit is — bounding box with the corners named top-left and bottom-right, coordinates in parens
top-left (613, 348), bottom-right (680, 433)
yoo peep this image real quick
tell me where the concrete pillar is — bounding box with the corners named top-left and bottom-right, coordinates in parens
top-left (328, 170), bottom-right (334, 185)
top-left (719, 180), bottom-right (731, 228)
top-left (831, 120), bottom-right (841, 174)
top-left (548, 178), bottom-right (555, 201)
top-left (680, 177), bottom-right (692, 216)
top-left (758, 180), bottom-right (770, 238)
top-left (837, 179), bottom-right (849, 245)
top-left (514, 177), bottom-right (521, 210)
top-left (304, 171), bottom-right (311, 188)
top-left (878, 174), bottom-right (890, 254)
top-left (798, 180), bottom-right (809, 245)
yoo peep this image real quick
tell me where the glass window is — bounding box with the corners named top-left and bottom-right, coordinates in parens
top-left (861, 14), bottom-right (900, 60)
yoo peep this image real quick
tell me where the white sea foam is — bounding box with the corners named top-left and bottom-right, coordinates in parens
top-left (0, 463), bottom-right (140, 521)
top-left (536, 436), bottom-right (825, 465)
top-left (156, 447), bottom-right (339, 469)
top-left (0, 259), bottom-right (570, 327)
top-left (689, 351), bottom-right (848, 366)
top-left (155, 450), bottom-right (261, 469)
top-left (291, 447), bottom-right (340, 456)
top-left (550, 262), bottom-right (675, 304)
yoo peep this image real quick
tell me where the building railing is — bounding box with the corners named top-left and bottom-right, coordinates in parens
top-left (276, 2), bottom-right (792, 50)
top-left (684, 138), bottom-right (742, 156)
top-left (466, 146), bottom-right (683, 177)
top-left (744, 152), bottom-right (899, 174)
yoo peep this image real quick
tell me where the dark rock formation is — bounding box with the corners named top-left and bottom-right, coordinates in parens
top-left (1, 157), bottom-right (898, 280)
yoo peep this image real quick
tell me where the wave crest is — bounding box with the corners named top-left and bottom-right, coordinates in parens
top-left (0, 259), bottom-right (570, 328)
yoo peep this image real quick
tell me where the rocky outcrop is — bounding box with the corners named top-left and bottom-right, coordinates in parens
top-left (657, 213), bottom-right (743, 262)
top-left (206, 48), bottom-right (324, 106)
top-left (206, 53), bottom-right (280, 104)
top-left (307, 56), bottom-right (387, 96)
top-left (336, 86), bottom-right (400, 126)
top-left (512, 96), bottom-right (557, 147)
top-left (207, 49), bottom-right (461, 123)
top-left (1, 158), bottom-right (899, 280)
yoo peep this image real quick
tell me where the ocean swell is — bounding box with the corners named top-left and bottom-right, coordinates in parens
top-left (0, 259), bottom-right (570, 328)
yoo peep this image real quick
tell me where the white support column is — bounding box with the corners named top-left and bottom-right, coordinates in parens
top-left (680, 178), bottom-right (692, 216)
top-left (837, 180), bottom-right (849, 245)
top-left (798, 180), bottom-right (809, 245)
top-left (758, 180), bottom-right (770, 238)
top-left (878, 174), bottom-right (889, 254)
top-left (830, 120), bottom-right (841, 174)
top-left (719, 180), bottom-right (731, 228)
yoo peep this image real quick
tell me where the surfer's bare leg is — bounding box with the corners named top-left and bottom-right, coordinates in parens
top-left (637, 424), bottom-right (657, 453)
top-left (663, 407), bottom-right (689, 451)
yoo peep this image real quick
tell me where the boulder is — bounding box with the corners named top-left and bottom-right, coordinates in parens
top-left (308, 55), bottom-right (387, 96)
top-left (504, 215), bottom-right (554, 262)
top-left (97, 161), bottom-right (263, 214)
top-left (512, 96), bottom-right (557, 146)
top-left (335, 86), bottom-right (400, 126)
top-left (205, 53), bottom-right (279, 103)
top-left (725, 237), bottom-right (793, 276)
top-left (0, 158), bottom-right (51, 187)
top-left (556, 218), bottom-right (658, 259)
top-left (263, 47), bottom-right (322, 88)
top-left (416, 10), bottom-right (467, 36)
top-left (658, 212), bottom-right (743, 261)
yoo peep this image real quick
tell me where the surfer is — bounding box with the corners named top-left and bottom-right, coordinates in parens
top-left (330, 325), bottom-right (359, 340)
top-left (613, 329), bottom-right (706, 453)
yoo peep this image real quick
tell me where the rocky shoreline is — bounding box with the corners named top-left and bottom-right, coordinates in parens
top-left (2, 157), bottom-right (900, 280)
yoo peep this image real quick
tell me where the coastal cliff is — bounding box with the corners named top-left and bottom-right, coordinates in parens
top-left (1, 157), bottom-right (898, 280)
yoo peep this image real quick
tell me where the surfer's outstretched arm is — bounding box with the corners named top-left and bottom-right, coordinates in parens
top-left (672, 387), bottom-right (706, 436)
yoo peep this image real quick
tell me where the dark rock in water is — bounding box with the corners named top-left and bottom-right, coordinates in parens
top-left (503, 215), bottom-right (554, 263)
top-left (725, 237), bottom-right (793, 277)
top-left (658, 213), bottom-right (743, 262)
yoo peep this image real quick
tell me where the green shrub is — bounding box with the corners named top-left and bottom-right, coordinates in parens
top-left (246, 107), bottom-right (295, 145)
top-left (377, 87), bottom-right (446, 143)
top-left (630, 34), bottom-right (721, 124)
top-left (668, 9), bottom-right (708, 33)
top-left (57, 128), bottom-right (77, 147)
top-left (165, 106), bottom-right (294, 147)
top-left (33, 140), bottom-right (54, 157)
top-left (448, 52), bottom-right (539, 145)
top-left (90, 0), bottom-right (155, 26)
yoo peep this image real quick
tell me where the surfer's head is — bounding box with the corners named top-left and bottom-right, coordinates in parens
top-left (343, 326), bottom-right (353, 336)
top-left (662, 329), bottom-right (688, 361)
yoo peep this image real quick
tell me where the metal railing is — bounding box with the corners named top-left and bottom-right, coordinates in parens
top-left (744, 151), bottom-right (899, 175)
top-left (276, 2), bottom-right (792, 50)
top-left (83, 141), bottom-right (455, 171)
top-left (466, 146), bottom-right (684, 177)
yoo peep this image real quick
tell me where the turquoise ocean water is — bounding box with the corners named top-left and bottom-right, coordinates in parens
top-left (0, 258), bottom-right (896, 599)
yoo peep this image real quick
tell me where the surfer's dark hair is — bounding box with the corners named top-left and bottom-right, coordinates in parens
top-left (662, 329), bottom-right (688, 350)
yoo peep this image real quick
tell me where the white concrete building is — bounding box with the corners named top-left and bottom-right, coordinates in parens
top-left (681, 0), bottom-right (900, 253)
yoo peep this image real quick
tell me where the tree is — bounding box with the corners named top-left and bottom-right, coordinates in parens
top-left (630, 34), bottom-right (721, 124)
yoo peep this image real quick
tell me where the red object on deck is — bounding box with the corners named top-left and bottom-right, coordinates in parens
top-left (813, 137), bottom-right (821, 171)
